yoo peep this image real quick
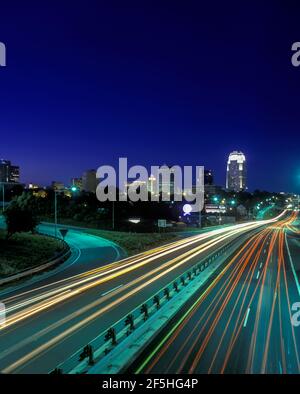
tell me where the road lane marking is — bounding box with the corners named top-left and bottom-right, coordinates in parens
top-left (101, 284), bottom-right (123, 296)
top-left (256, 271), bottom-right (260, 280)
top-left (243, 308), bottom-right (251, 328)
top-left (259, 263), bottom-right (263, 269)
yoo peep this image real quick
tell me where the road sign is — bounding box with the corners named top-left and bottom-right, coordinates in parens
top-left (158, 219), bottom-right (167, 228)
top-left (59, 228), bottom-right (68, 239)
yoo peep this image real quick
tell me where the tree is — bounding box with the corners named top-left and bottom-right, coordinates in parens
top-left (4, 194), bottom-right (39, 238)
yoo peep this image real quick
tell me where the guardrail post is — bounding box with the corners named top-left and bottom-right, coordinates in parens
top-left (104, 327), bottom-right (117, 346)
top-left (173, 281), bottom-right (179, 293)
top-left (141, 303), bottom-right (149, 321)
top-left (125, 313), bottom-right (135, 335)
top-left (153, 295), bottom-right (160, 310)
top-left (88, 345), bottom-right (95, 365)
top-left (79, 345), bottom-right (90, 361)
top-left (163, 287), bottom-right (170, 301)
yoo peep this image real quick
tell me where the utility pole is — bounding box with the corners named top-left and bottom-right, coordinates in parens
top-left (1, 182), bottom-right (16, 214)
top-left (1, 183), bottom-right (4, 214)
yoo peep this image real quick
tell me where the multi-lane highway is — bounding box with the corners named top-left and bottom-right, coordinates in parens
top-left (132, 211), bottom-right (300, 374)
top-left (0, 216), bottom-right (282, 373)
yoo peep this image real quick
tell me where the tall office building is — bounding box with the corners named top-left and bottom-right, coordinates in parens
top-left (51, 181), bottom-right (65, 191)
top-left (158, 165), bottom-right (177, 195)
top-left (226, 151), bottom-right (247, 192)
top-left (0, 159), bottom-right (20, 183)
top-left (82, 169), bottom-right (97, 193)
top-left (204, 169), bottom-right (213, 185)
top-left (147, 174), bottom-right (157, 195)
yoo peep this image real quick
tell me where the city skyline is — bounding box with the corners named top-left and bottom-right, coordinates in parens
top-left (1, 2), bottom-right (300, 192)
top-left (1, 2), bottom-right (300, 382)
top-left (1, 151), bottom-right (296, 195)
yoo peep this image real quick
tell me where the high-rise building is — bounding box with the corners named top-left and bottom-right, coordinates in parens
top-left (226, 151), bottom-right (247, 192)
top-left (0, 159), bottom-right (20, 183)
top-left (51, 181), bottom-right (65, 191)
top-left (204, 169), bottom-right (213, 185)
top-left (82, 169), bottom-right (97, 193)
top-left (157, 165), bottom-right (180, 196)
top-left (147, 174), bottom-right (157, 195)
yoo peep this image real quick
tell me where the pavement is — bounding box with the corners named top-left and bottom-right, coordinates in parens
top-left (0, 218), bottom-right (277, 373)
top-left (0, 217), bottom-right (125, 296)
top-left (131, 211), bottom-right (300, 374)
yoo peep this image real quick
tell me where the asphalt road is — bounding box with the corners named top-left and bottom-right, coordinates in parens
top-left (133, 212), bottom-right (300, 374)
top-left (0, 219), bottom-right (124, 296)
top-left (0, 218), bottom-right (279, 373)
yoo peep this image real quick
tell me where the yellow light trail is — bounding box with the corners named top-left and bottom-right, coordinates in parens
top-left (2, 217), bottom-right (284, 330)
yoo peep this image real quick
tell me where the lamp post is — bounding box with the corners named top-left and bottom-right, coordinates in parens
top-left (1, 183), bottom-right (4, 214)
top-left (54, 186), bottom-right (77, 238)
top-left (0, 181), bottom-right (17, 214)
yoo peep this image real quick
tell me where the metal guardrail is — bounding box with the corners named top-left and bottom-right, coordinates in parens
top-left (0, 240), bottom-right (70, 286)
top-left (51, 236), bottom-right (240, 374)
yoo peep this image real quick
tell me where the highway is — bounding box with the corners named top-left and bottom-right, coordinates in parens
top-left (0, 218), bottom-right (124, 296)
top-left (132, 211), bottom-right (300, 374)
top-left (0, 217), bottom-right (282, 373)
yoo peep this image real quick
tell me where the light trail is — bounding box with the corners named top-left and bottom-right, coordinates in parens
top-left (1, 218), bottom-right (279, 331)
top-left (135, 211), bottom-right (299, 374)
top-left (3, 213), bottom-right (285, 310)
top-left (1, 226), bottom-right (255, 330)
top-left (1, 224), bottom-right (264, 372)
top-left (0, 214), bottom-right (288, 373)
top-left (138, 227), bottom-right (272, 373)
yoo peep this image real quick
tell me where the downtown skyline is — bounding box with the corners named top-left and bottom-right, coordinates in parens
top-left (3, 152), bottom-right (297, 195)
top-left (1, 2), bottom-right (300, 192)
top-left (1, 2), bottom-right (300, 385)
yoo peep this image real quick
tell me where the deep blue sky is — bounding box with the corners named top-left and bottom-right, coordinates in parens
top-left (0, 1), bottom-right (300, 192)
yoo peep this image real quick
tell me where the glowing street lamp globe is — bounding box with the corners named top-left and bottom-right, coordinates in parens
top-left (183, 204), bottom-right (192, 216)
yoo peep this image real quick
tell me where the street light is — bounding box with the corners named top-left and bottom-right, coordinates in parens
top-left (54, 189), bottom-right (66, 238)
top-left (0, 181), bottom-right (18, 214)
top-left (1, 183), bottom-right (4, 214)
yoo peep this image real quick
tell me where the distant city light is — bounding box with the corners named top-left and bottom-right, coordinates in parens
top-left (128, 218), bottom-right (141, 224)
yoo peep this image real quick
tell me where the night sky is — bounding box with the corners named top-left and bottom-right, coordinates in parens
top-left (1, 1), bottom-right (300, 192)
